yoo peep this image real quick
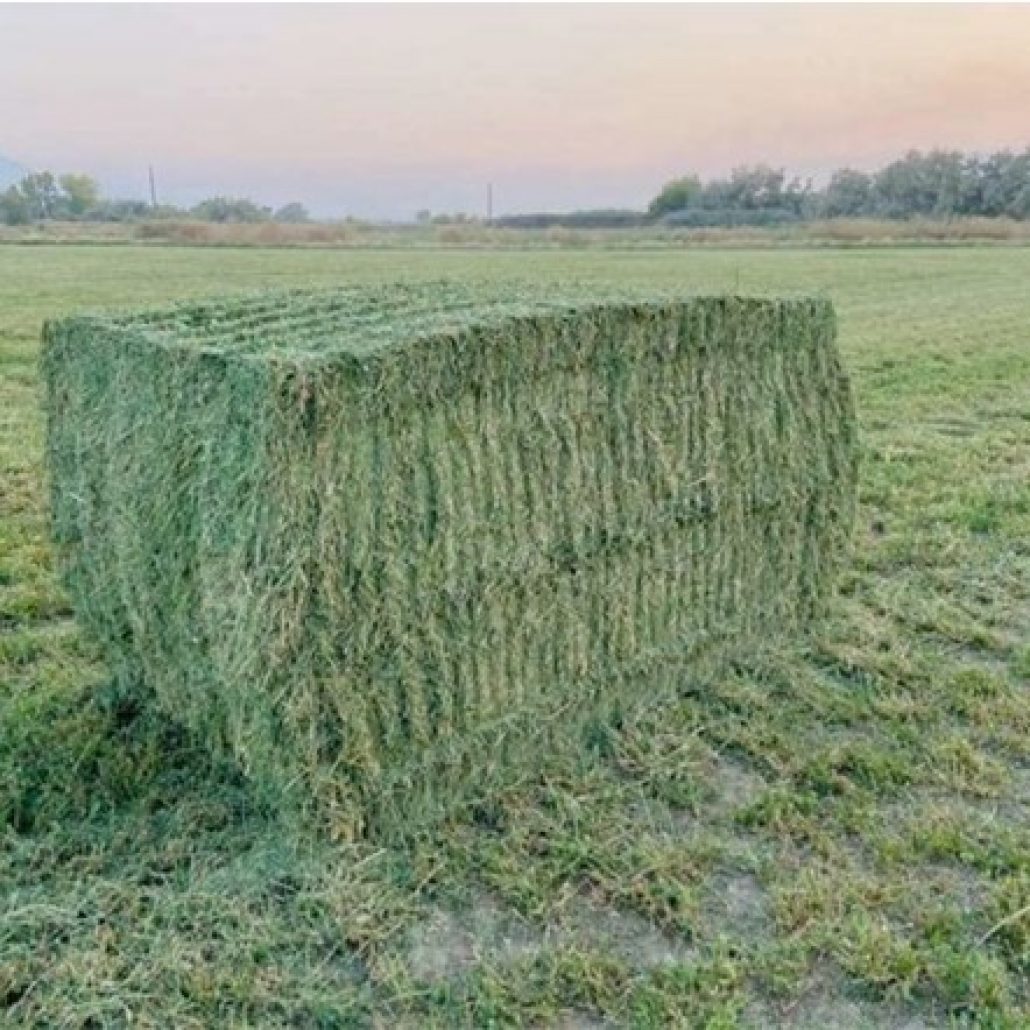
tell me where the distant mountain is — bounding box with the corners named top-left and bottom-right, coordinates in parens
top-left (0, 154), bottom-right (29, 189)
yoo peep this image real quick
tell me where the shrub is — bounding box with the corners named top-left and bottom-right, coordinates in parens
top-left (661, 207), bottom-right (802, 228)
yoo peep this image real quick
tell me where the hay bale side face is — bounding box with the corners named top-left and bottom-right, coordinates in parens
top-left (42, 287), bottom-right (856, 836)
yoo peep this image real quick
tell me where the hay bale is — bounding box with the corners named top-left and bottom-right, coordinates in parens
top-left (42, 283), bottom-right (857, 836)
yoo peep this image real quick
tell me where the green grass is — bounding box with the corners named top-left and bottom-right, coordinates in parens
top-left (2, 244), bottom-right (1028, 1027)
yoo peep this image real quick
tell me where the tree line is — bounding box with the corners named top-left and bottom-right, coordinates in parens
top-left (5, 146), bottom-right (1030, 228)
top-left (0, 171), bottom-right (311, 226)
top-left (497, 148), bottom-right (1030, 229)
top-left (649, 147), bottom-right (1030, 224)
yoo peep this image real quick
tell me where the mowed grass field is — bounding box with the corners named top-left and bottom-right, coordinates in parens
top-left (1, 245), bottom-right (1028, 1028)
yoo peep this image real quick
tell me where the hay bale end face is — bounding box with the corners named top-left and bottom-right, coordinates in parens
top-left (42, 284), bottom-right (857, 836)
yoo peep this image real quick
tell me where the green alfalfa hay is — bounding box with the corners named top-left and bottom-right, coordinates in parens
top-left (41, 283), bottom-right (857, 840)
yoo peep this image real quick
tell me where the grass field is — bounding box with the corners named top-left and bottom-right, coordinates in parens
top-left (1, 245), bottom-right (1028, 1028)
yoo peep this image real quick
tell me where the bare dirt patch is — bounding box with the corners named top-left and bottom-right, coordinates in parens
top-left (745, 965), bottom-right (940, 1028)
top-left (404, 893), bottom-right (541, 982)
top-left (404, 889), bottom-right (692, 983)
top-left (549, 1012), bottom-right (612, 1030)
top-left (701, 871), bottom-right (773, 942)
top-left (707, 756), bottom-right (769, 813)
top-left (556, 894), bottom-right (692, 968)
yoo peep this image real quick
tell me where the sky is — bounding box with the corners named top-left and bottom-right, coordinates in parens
top-left (3, 3), bottom-right (1030, 219)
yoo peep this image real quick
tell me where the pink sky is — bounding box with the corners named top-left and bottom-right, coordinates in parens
top-left (3, 4), bottom-right (1030, 217)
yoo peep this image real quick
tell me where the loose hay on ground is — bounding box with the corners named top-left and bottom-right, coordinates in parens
top-left (41, 282), bottom-right (857, 837)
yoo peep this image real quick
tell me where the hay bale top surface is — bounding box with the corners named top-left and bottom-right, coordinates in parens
top-left (55, 282), bottom-right (828, 365)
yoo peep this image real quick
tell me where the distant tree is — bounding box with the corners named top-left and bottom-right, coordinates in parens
top-left (273, 202), bottom-right (310, 223)
top-left (785, 175), bottom-right (815, 217)
top-left (647, 174), bottom-right (703, 217)
top-left (496, 209), bottom-right (646, 229)
top-left (58, 173), bottom-right (101, 218)
top-left (0, 185), bottom-right (31, 225)
top-left (871, 150), bottom-right (969, 218)
top-left (89, 198), bottom-right (157, 222)
top-left (975, 152), bottom-right (1010, 216)
top-left (821, 169), bottom-right (873, 217)
top-left (0, 171), bottom-right (105, 222)
top-left (190, 196), bottom-right (270, 223)
top-left (415, 209), bottom-right (432, 225)
top-left (649, 166), bottom-right (810, 222)
top-left (725, 165), bottom-right (787, 210)
top-left (923, 150), bottom-right (968, 216)
top-left (17, 172), bottom-right (62, 219)
top-left (979, 148), bottom-right (1030, 218)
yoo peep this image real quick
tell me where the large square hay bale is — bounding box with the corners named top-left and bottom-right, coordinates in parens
top-left (42, 283), bottom-right (857, 836)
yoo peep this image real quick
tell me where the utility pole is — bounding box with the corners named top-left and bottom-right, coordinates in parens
top-left (486, 182), bottom-right (493, 223)
top-left (148, 165), bottom-right (158, 209)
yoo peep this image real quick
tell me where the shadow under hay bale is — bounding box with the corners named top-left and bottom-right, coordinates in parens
top-left (41, 282), bottom-right (857, 839)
